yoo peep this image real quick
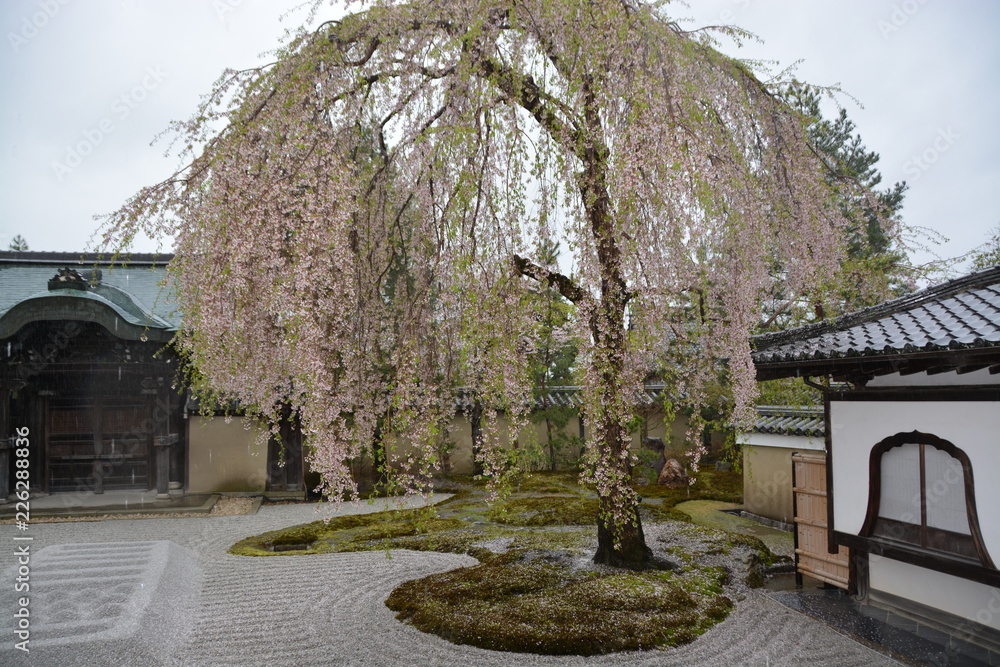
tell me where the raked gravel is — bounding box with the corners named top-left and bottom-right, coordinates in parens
top-left (0, 496), bottom-right (901, 666)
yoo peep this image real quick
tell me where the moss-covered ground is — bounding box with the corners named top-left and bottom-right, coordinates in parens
top-left (230, 469), bottom-right (787, 656)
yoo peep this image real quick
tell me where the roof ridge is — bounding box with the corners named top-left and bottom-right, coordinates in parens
top-left (754, 264), bottom-right (1000, 351)
top-left (756, 405), bottom-right (823, 414)
top-left (0, 250), bottom-right (174, 264)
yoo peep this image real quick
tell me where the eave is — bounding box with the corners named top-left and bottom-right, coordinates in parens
top-left (755, 345), bottom-right (1000, 384)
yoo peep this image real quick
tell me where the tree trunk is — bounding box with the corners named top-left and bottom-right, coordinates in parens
top-left (591, 400), bottom-right (653, 569)
top-left (470, 398), bottom-right (484, 477)
top-left (545, 413), bottom-right (556, 472)
top-left (585, 74), bottom-right (655, 568)
top-left (593, 495), bottom-right (653, 569)
top-left (370, 415), bottom-right (389, 492)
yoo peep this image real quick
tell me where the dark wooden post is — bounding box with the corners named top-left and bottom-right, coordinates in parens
top-left (92, 400), bottom-right (104, 494)
top-left (154, 438), bottom-right (171, 498)
top-left (168, 391), bottom-right (183, 494)
top-left (153, 383), bottom-right (171, 499)
top-left (31, 393), bottom-right (45, 493)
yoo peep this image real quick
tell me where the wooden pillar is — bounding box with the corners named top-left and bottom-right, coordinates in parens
top-left (92, 400), bottom-right (104, 494)
top-left (30, 393), bottom-right (45, 493)
top-left (154, 439), bottom-right (171, 498)
top-left (168, 391), bottom-right (183, 493)
top-left (153, 383), bottom-right (171, 499)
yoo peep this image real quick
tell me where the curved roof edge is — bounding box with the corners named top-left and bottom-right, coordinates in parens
top-left (0, 290), bottom-right (175, 342)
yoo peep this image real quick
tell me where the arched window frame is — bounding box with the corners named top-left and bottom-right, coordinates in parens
top-left (860, 430), bottom-right (994, 569)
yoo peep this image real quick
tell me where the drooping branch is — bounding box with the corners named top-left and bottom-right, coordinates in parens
top-left (512, 255), bottom-right (586, 304)
top-left (474, 56), bottom-right (584, 156)
top-left (100, 0), bottom-right (872, 572)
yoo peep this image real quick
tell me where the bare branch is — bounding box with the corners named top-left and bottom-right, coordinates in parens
top-left (512, 254), bottom-right (586, 304)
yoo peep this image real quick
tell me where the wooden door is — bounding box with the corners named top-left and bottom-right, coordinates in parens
top-left (792, 452), bottom-right (849, 589)
top-left (46, 400), bottom-right (152, 492)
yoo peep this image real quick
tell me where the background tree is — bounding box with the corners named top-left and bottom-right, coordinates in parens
top-left (102, 0), bottom-right (882, 569)
top-left (760, 84), bottom-right (914, 330)
top-left (969, 223), bottom-right (1000, 270)
top-left (527, 239), bottom-right (579, 471)
top-left (7, 235), bottom-right (29, 251)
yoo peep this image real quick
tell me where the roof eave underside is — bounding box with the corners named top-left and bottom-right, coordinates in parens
top-left (755, 345), bottom-right (1000, 383)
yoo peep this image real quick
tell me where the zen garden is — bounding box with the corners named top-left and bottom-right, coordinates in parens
top-left (4, 0), bottom-right (1000, 665)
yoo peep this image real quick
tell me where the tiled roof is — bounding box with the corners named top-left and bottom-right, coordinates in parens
top-left (752, 406), bottom-right (825, 437)
top-left (0, 251), bottom-right (179, 338)
top-left (456, 385), bottom-right (669, 411)
top-left (753, 266), bottom-right (1000, 380)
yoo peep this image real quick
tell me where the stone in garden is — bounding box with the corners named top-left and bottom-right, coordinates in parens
top-left (657, 458), bottom-right (687, 488)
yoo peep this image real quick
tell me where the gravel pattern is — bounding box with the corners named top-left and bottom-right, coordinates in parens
top-left (0, 497), bottom-right (901, 666)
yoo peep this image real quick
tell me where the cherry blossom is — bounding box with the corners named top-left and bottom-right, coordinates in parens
top-left (101, 0), bottom-right (875, 568)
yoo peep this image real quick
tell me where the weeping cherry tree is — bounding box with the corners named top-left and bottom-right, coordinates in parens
top-left (101, 0), bottom-right (885, 569)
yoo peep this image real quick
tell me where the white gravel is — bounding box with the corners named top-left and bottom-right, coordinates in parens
top-left (0, 497), bottom-right (901, 666)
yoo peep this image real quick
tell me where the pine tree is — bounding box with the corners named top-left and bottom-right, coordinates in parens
top-left (8, 235), bottom-right (29, 251)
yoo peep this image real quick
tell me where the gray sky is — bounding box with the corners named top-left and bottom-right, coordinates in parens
top-left (2, 0), bottom-right (998, 272)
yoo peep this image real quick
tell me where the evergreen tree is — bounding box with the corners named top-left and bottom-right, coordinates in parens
top-left (762, 85), bottom-right (912, 329)
top-left (527, 239), bottom-right (579, 470)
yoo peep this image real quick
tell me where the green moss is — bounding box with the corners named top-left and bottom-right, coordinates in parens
top-left (228, 506), bottom-right (464, 556)
top-left (229, 472), bottom-right (748, 654)
top-left (639, 502), bottom-right (692, 523)
top-left (385, 555), bottom-right (731, 655)
top-left (511, 472), bottom-right (587, 494)
top-left (635, 469), bottom-right (743, 505)
top-left (487, 496), bottom-right (598, 526)
top-left (344, 516), bottom-right (466, 544)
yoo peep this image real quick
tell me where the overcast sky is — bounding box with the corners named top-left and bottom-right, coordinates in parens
top-left (2, 0), bottom-right (998, 273)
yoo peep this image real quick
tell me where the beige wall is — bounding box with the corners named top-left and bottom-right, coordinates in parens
top-left (187, 407), bottom-right (729, 492)
top-left (387, 409), bottom-right (723, 476)
top-left (187, 416), bottom-right (269, 493)
top-left (389, 413), bottom-right (587, 475)
top-left (742, 444), bottom-right (796, 524)
top-left (740, 432), bottom-right (823, 524)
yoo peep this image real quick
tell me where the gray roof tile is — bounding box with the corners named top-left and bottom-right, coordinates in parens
top-left (754, 266), bottom-right (1000, 367)
top-left (752, 406), bottom-right (825, 437)
top-left (0, 251), bottom-right (178, 335)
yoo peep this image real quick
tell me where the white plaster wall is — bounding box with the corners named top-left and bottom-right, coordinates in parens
top-left (868, 369), bottom-right (998, 387)
top-left (738, 432), bottom-right (824, 451)
top-left (870, 557), bottom-right (1000, 631)
top-left (829, 400), bottom-right (1000, 561)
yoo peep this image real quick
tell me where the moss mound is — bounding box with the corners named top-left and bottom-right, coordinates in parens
top-left (230, 472), bottom-right (767, 655)
top-left (487, 495), bottom-right (599, 526)
top-left (229, 506), bottom-right (465, 556)
top-left (386, 554), bottom-right (732, 655)
top-left (636, 469), bottom-right (743, 505)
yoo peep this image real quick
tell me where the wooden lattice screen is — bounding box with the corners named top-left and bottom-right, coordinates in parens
top-left (792, 451), bottom-right (849, 589)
